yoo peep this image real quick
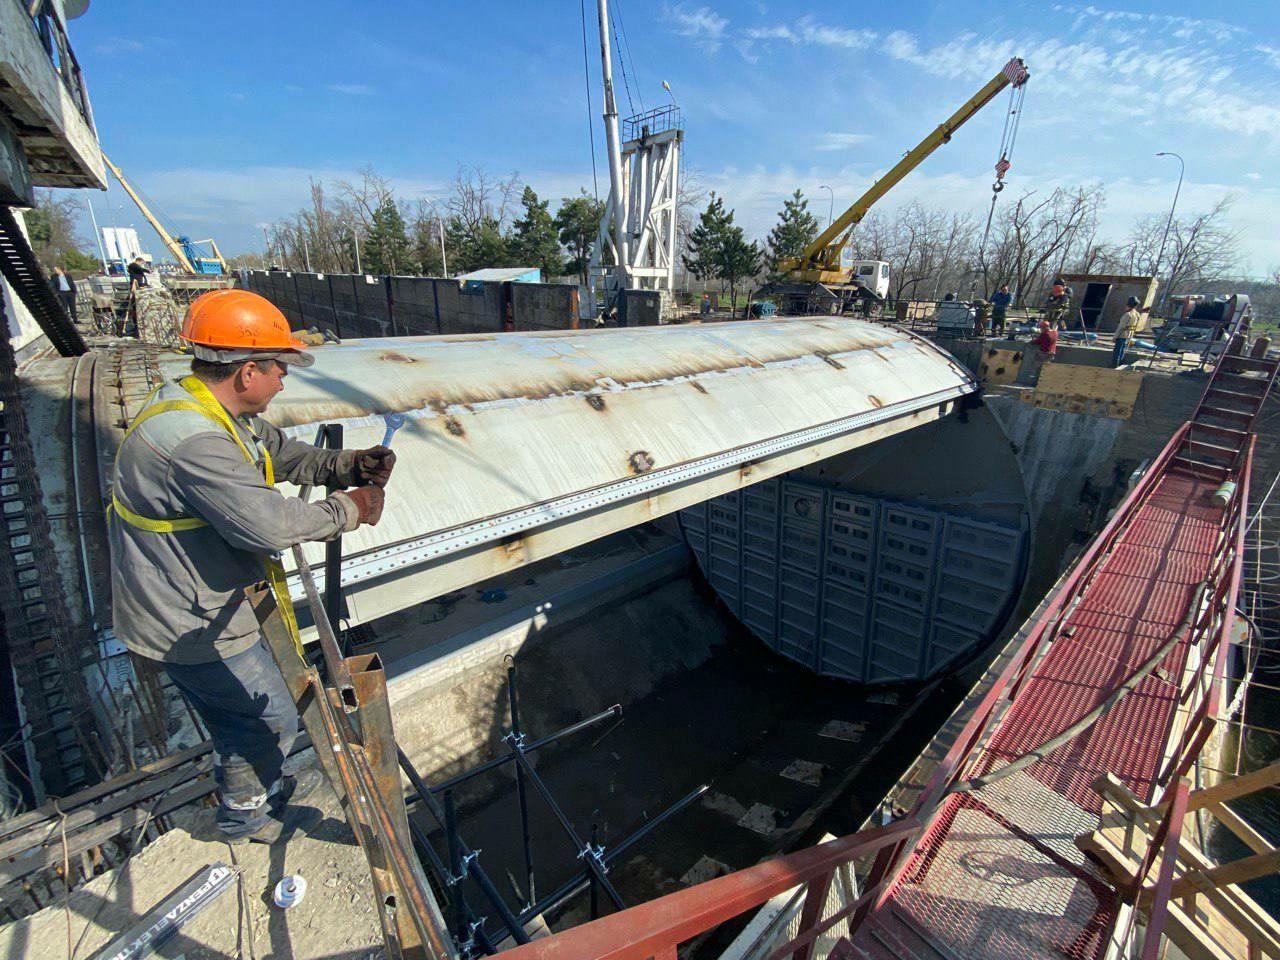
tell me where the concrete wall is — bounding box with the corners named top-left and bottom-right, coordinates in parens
top-left (241, 269), bottom-right (580, 338)
top-left (387, 570), bottom-right (730, 796)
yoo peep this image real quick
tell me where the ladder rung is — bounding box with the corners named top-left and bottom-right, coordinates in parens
top-left (1185, 438), bottom-right (1240, 458)
top-left (1216, 371), bottom-right (1269, 391)
top-left (1173, 456), bottom-right (1230, 480)
top-left (1197, 405), bottom-right (1255, 423)
top-left (1206, 387), bottom-right (1264, 404)
top-left (1188, 422), bottom-right (1247, 441)
top-left (1221, 355), bottom-right (1278, 374)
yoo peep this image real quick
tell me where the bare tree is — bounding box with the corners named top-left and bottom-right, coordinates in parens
top-left (447, 165), bottom-right (522, 232)
top-left (1125, 196), bottom-right (1239, 300)
top-left (982, 185), bottom-right (1103, 303)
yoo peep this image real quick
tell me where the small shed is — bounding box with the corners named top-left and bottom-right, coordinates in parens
top-left (1059, 273), bottom-right (1158, 332)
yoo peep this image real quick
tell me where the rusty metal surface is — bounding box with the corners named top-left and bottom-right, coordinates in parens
top-left (19, 321), bottom-right (972, 640)
top-left (151, 319), bottom-right (975, 627)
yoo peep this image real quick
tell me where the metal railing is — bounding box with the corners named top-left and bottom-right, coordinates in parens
top-left (488, 817), bottom-right (922, 960)
top-left (22, 0), bottom-right (95, 132)
top-left (622, 105), bottom-right (682, 142)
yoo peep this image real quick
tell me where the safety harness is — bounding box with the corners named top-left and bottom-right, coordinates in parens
top-left (111, 374), bottom-right (304, 658)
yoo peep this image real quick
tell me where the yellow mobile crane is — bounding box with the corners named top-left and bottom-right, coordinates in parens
top-left (101, 153), bottom-right (228, 274)
top-left (766, 57), bottom-right (1029, 313)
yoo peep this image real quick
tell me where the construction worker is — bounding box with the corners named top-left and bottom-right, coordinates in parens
top-left (1044, 279), bottom-right (1071, 330)
top-left (989, 282), bottom-right (1012, 336)
top-left (972, 298), bottom-right (991, 338)
top-left (1113, 295), bottom-right (1147, 368)
top-left (108, 290), bottom-right (395, 844)
top-left (49, 265), bottom-right (76, 321)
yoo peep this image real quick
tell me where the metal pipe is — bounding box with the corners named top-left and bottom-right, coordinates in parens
top-left (398, 748), bottom-right (531, 945)
top-left (595, 0), bottom-right (629, 291)
top-left (291, 424), bottom-right (358, 710)
top-left (443, 791), bottom-right (470, 944)
top-left (427, 705), bottom-right (621, 794)
top-left (514, 783), bottom-right (709, 924)
top-left (1153, 151), bottom-right (1185, 308)
top-left (506, 663), bottom-right (536, 906)
top-left (320, 423), bottom-right (346, 643)
top-left (507, 740), bottom-right (626, 911)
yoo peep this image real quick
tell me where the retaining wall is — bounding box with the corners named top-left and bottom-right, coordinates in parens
top-left (241, 269), bottom-right (581, 338)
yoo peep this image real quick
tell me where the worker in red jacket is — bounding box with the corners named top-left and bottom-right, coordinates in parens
top-left (1036, 319), bottom-right (1058, 355)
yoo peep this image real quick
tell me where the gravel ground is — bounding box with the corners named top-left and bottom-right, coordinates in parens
top-left (0, 766), bottom-right (386, 960)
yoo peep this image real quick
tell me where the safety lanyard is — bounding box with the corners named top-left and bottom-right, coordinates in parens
top-left (111, 376), bottom-right (303, 658)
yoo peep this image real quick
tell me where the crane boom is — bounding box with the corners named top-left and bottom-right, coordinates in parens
top-left (780, 57), bottom-right (1029, 283)
top-left (101, 152), bottom-right (196, 273)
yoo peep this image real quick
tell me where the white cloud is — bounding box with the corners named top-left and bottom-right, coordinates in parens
top-left (665, 4), bottom-right (728, 44)
top-left (95, 37), bottom-right (145, 55)
top-left (816, 132), bottom-right (872, 151)
top-left (1246, 173), bottom-right (1262, 181)
top-left (326, 84), bottom-right (375, 96)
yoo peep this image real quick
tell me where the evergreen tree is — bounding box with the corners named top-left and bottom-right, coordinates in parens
top-left (554, 190), bottom-right (607, 284)
top-left (718, 227), bottom-right (764, 307)
top-left (682, 193), bottom-right (731, 284)
top-left (410, 213), bottom-right (447, 277)
top-left (766, 189), bottom-right (819, 272)
top-left (445, 215), bottom-right (508, 274)
top-left (364, 197), bottom-right (411, 274)
top-left (510, 186), bottom-right (563, 276)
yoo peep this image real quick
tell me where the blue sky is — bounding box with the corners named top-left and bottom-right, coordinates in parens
top-left (70, 1), bottom-right (1280, 274)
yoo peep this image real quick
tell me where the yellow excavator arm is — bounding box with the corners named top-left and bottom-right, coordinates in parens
top-left (779, 57), bottom-right (1029, 283)
top-left (101, 152), bottom-right (196, 274)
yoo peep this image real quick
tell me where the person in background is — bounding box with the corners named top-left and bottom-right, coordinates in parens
top-left (700, 293), bottom-right (712, 317)
top-left (1044, 279), bottom-right (1071, 331)
top-left (1036, 319), bottom-right (1058, 361)
top-left (50, 265), bottom-right (76, 321)
top-left (972, 298), bottom-right (991, 338)
top-left (989, 282), bottom-right (1012, 337)
top-left (127, 256), bottom-right (150, 289)
top-left (1113, 295), bottom-right (1148, 368)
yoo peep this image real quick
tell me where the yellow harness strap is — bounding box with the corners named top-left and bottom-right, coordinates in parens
top-left (111, 376), bottom-right (303, 658)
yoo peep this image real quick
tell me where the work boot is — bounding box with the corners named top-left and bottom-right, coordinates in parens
top-left (272, 768), bottom-right (323, 811)
top-left (227, 803), bottom-right (323, 846)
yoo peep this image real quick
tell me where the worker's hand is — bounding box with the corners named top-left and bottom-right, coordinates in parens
top-left (354, 445), bottom-right (397, 488)
top-left (333, 486), bottom-right (385, 530)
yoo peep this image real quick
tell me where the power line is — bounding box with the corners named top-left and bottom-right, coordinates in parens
top-left (579, 0), bottom-right (600, 202)
top-left (610, 11), bottom-right (636, 117)
top-left (612, 0), bottom-right (645, 113)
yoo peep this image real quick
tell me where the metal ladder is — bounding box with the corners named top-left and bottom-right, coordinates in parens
top-left (1174, 351), bottom-right (1280, 481)
top-left (0, 206), bottom-right (86, 358)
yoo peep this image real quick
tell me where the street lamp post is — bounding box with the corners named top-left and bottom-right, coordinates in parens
top-left (1153, 151), bottom-right (1184, 308)
top-left (818, 184), bottom-right (834, 231)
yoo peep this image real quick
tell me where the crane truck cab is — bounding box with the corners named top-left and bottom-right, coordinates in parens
top-left (840, 249), bottom-right (891, 299)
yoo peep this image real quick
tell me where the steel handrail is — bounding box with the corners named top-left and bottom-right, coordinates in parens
top-left (490, 817), bottom-right (921, 959)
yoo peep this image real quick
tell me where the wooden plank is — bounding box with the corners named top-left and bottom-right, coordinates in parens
top-left (1211, 801), bottom-right (1274, 856)
top-left (1161, 851), bottom-right (1280, 904)
top-left (1081, 825), bottom-right (1273, 959)
top-left (1031, 363), bottom-right (1142, 420)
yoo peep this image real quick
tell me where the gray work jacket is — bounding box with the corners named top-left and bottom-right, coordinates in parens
top-left (109, 380), bottom-right (360, 664)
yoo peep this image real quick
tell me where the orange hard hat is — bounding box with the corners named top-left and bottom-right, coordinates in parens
top-left (180, 290), bottom-right (313, 364)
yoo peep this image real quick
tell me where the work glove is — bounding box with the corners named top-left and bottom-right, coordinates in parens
top-left (332, 485), bottom-right (385, 531)
top-left (353, 445), bottom-right (397, 488)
